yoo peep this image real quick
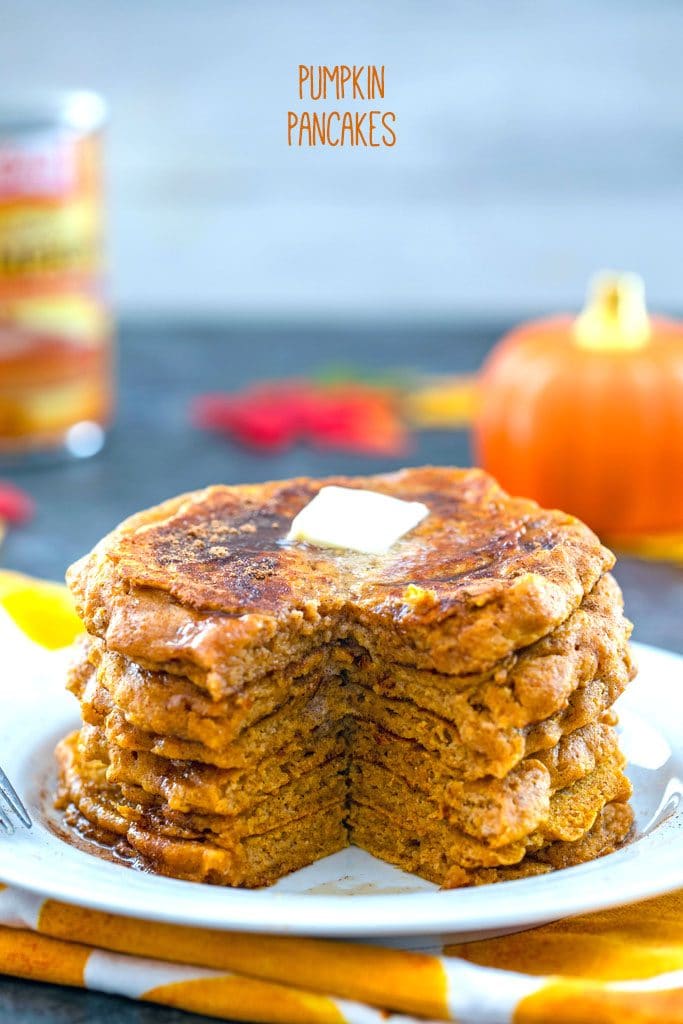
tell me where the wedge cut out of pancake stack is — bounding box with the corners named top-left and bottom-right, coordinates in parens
top-left (56, 466), bottom-right (636, 887)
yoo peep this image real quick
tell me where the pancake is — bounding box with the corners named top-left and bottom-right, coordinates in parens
top-left (84, 662), bottom-right (623, 782)
top-left (351, 749), bottom-right (631, 849)
top-left (56, 466), bottom-right (634, 888)
top-left (70, 574), bottom-right (631, 781)
top-left (71, 642), bottom-right (340, 751)
top-left (58, 736), bottom-right (347, 887)
top-left (107, 729), bottom-right (348, 817)
top-left (82, 710), bottom-right (620, 846)
top-left (99, 717), bottom-right (616, 823)
top-left (58, 732), bottom-right (348, 842)
top-left (57, 728), bottom-right (631, 888)
top-left (350, 800), bottom-right (634, 888)
top-left (67, 467), bottom-right (614, 690)
top-left (69, 571), bottom-right (633, 757)
top-left (353, 717), bottom-right (619, 809)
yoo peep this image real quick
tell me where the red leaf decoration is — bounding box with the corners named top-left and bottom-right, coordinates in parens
top-left (0, 482), bottom-right (35, 525)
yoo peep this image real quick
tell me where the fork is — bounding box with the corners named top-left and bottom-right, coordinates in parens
top-left (0, 767), bottom-right (32, 833)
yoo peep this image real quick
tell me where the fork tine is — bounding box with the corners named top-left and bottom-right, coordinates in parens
top-left (0, 768), bottom-right (31, 828)
top-left (0, 804), bottom-right (14, 835)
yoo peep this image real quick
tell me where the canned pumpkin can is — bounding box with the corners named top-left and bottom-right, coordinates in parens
top-left (0, 90), bottom-right (113, 460)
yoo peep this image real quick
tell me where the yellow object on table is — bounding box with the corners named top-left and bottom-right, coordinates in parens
top-left (609, 532), bottom-right (683, 567)
top-left (403, 374), bottom-right (479, 428)
top-left (0, 569), bottom-right (83, 649)
top-left (0, 573), bottom-right (682, 1022)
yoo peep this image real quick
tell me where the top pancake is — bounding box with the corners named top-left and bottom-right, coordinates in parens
top-left (67, 466), bottom-right (613, 682)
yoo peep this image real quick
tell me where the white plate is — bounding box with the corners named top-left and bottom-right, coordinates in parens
top-left (1, 621), bottom-right (682, 942)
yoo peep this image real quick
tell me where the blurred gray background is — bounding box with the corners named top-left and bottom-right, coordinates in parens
top-left (3, 0), bottom-right (682, 319)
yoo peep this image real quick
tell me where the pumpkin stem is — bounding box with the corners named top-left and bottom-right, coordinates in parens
top-left (575, 271), bottom-right (651, 351)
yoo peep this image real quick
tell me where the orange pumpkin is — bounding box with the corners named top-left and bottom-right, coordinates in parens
top-left (473, 273), bottom-right (683, 536)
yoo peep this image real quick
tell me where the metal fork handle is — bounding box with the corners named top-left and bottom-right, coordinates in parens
top-left (0, 768), bottom-right (32, 828)
top-left (0, 804), bottom-right (14, 834)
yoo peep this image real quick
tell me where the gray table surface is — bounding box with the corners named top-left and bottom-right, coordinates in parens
top-left (1, 320), bottom-right (681, 1022)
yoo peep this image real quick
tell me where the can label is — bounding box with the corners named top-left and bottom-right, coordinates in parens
top-left (0, 124), bottom-right (111, 448)
top-left (0, 130), bottom-right (105, 321)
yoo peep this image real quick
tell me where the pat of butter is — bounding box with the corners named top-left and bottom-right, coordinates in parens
top-left (288, 486), bottom-right (429, 555)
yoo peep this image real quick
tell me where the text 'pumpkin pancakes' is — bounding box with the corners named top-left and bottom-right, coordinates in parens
top-left (56, 467), bottom-right (635, 887)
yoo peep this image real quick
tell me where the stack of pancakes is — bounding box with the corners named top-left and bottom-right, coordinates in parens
top-left (57, 467), bottom-right (635, 887)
